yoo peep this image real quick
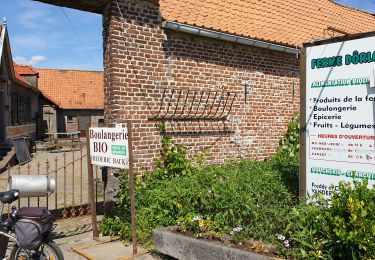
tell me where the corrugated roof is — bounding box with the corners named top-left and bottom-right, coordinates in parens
top-left (160, 0), bottom-right (375, 47)
top-left (36, 68), bottom-right (104, 110)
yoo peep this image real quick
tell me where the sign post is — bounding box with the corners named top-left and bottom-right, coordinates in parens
top-left (88, 123), bottom-right (137, 254)
top-left (301, 34), bottom-right (375, 198)
top-left (86, 133), bottom-right (99, 238)
top-left (127, 122), bottom-right (137, 255)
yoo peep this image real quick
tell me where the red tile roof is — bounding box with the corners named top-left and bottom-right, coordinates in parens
top-left (36, 69), bottom-right (104, 110)
top-left (14, 64), bottom-right (39, 75)
top-left (12, 64), bottom-right (39, 92)
top-left (160, 0), bottom-right (375, 47)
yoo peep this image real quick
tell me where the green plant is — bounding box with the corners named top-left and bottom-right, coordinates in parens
top-left (143, 134), bottom-right (208, 182)
top-left (154, 135), bottom-right (193, 179)
top-left (284, 179), bottom-right (375, 259)
top-left (269, 114), bottom-right (300, 196)
top-left (100, 160), bottom-right (294, 247)
top-left (278, 114), bottom-right (300, 159)
top-left (100, 131), bottom-right (294, 252)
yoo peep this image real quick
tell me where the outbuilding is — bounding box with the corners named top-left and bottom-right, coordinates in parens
top-left (34, 0), bottom-right (375, 170)
top-left (0, 23), bottom-right (40, 159)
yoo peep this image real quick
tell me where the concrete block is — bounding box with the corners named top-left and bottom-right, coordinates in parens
top-left (153, 227), bottom-right (278, 260)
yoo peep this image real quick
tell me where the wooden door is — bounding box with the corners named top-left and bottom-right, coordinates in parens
top-left (77, 116), bottom-right (91, 137)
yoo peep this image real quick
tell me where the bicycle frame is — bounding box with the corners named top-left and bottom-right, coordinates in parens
top-left (0, 189), bottom-right (63, 260)
top-left (0, 202), bottom-right (18, 244)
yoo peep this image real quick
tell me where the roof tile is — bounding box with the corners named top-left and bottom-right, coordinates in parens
top-left (160, 0), bottom-right (375, 47)
top-left (14, 63), bottom-right (39, 75)
top-left (36, 69), bottom-right (104, 110)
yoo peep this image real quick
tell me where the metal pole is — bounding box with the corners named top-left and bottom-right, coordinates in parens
top-left (299, 48), bottom-right (307, 200)
top-left (86, 128), bottom-right (99, 237)
top-left (127, 121), bottom-right (137, 255)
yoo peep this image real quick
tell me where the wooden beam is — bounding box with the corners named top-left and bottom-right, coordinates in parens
top-left (32, 0), bottom-right (106, 14)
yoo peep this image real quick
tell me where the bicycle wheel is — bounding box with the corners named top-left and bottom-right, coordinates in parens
top-left (10, 240), bottom-right (64, 260)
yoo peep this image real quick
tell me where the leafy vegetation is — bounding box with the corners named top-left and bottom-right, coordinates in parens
top-left (283, 179), bottom-right (375, 259)
top-left (269, 114), bottom-right (300, 196)
top-left (100, 134), bottom-right (294, 247)
top-left (100, 116), bottom-right (375, 259)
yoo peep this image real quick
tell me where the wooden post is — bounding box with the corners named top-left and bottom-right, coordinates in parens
top-left (127, 122), bottom-right (137, 255)
top-left (86, 129), bottom-right (99, 238)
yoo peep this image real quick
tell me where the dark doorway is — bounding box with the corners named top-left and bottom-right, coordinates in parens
top-left (78, 116), bottom-right (91, 137)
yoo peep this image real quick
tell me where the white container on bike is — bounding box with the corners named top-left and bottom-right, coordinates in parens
top-left (8, 175), bottom-right (55, 197)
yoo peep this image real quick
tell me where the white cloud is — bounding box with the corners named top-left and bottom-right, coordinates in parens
top-left (16, 7), bottom-right (56, 30)
top-left (14, 55), bottom-right (47, 66)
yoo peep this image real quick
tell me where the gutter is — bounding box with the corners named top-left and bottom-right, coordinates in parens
top-left (162, 21), bottom-right (298, 55)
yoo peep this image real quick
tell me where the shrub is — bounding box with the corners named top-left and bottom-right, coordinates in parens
top-left (283, 179), bottom-right (375, 259)
top-left (100, 137), bottom-right (294, 247)
top-left (269, 114), bottom-right (300, 196)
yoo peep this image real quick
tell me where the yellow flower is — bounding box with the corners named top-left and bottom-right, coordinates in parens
top-left (199, 219), bottom-right (206, 231)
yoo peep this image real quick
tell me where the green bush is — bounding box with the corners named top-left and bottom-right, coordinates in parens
top-left (269, 114), bottom-right (300, 196)
top-left (283, 179), bottom-right (375, 259)
top-left (100, 137), bottom-right (294, 247)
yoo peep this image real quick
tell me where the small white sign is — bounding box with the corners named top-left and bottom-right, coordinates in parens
top-left (89, 127), bottom-right (129, 169)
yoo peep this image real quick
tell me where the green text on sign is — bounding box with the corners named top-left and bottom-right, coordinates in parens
top-left (111, 145), bottom-right (127, 155)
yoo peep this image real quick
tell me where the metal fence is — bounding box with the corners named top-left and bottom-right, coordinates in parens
top-left (0, 144), bottom-right (104, 219)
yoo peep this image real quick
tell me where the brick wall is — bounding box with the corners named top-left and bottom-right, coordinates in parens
top-left (103, 0), bottom-right (300, 172)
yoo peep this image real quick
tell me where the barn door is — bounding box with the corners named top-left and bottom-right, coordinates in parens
top-left (77, 116), bottom-right (91, 137)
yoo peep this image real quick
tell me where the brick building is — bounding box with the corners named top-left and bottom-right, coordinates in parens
top-left (35, 0), bottom-right (375, 171)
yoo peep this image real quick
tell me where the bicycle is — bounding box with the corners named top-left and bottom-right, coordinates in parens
top-left (0, 189), bottom-right (64, 260)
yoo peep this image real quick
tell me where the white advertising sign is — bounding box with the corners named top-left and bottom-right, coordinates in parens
top-left (305, 35), bottom-right (375, 197)
top-left (89, 127), bottom-right (129, 169)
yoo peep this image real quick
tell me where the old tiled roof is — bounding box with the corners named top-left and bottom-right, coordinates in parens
top-left (14, 63), bottom-right (39, 75)
top-left (12, 64), bottom-right (39, 92)
top-left (160, 0), bottom-right (375, 47)
top-left (36, 68), bottom-right (104, 110)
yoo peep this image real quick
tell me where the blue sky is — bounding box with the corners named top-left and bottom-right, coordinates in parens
top-left (0, 0), bottom-right (102, 71)
top-left (0, 0), bottom-right (374, 71)
top-left (336, 0), bottom-right (375, 12)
